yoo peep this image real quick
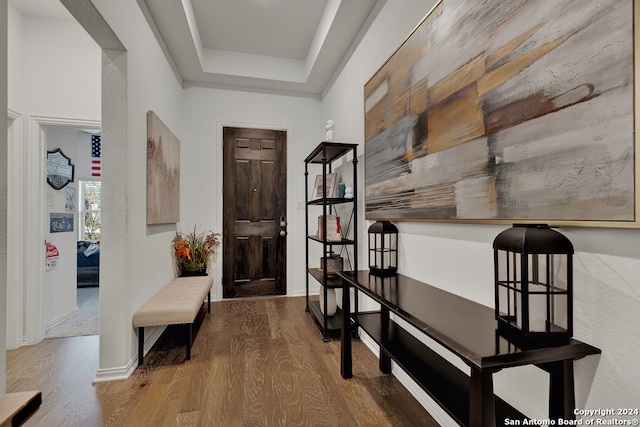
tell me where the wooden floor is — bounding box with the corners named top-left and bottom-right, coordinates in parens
top-left (7, 296), bottom-right (439, 426)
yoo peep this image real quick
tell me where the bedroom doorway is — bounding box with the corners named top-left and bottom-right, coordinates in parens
top-left (42, 126), bottom-right (101, 339)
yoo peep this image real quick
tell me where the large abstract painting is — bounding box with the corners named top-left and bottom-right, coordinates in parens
top-left (364, 0), bottom-right (635, 226)
top-left (147, 111), bottom-right (180, 224)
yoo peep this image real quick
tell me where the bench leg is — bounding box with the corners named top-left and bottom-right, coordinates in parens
top-left (138, 327), bottom-right (144, 366)
top-left (208, 291), bottom-right (211, 313)
top-left (186, 323), bottom-right (192, 360)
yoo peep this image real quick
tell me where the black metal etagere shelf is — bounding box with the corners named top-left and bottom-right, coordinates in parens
top-left (304, 141), bottom-right (358, 341)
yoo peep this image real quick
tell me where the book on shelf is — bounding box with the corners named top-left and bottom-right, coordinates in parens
top-left (317, 215), bottom-right (341, 241)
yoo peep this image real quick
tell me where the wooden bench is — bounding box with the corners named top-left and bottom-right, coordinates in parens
top-left (132, 276), bottom-right (213, 365)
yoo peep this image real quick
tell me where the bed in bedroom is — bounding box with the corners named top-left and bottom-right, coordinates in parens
top-left (77, 241), bottom-right (99, 287)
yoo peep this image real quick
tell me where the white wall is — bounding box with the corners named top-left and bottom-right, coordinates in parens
top-left (181, 87), bottom-right (322, 299)
top-left (44, 128), bottom-right (78, 328)
top-left (5, 4), bottom-right (23, 355)
top-left (20, 15), bottom-right (100, 119)
top-left (88, 0), bottom-right (186, 376)
top-left (7, 3), bottom-right (22, 113)
top-left (321, 0), bottom-right (640, 421)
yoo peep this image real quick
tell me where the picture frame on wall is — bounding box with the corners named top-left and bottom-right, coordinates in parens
top-left (65, 187), bottom-right (76, 212)
top-left (311, 173), bottom-right (337, 200)
top-left (146, 111), bottom-right (180, 225)
top-left (364, 0), bottom-right (636, 227)
top-left (50, 213), bottom-right (74, 233)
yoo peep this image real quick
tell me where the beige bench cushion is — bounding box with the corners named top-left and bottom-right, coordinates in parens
top-left (132, 276), bottom-right (213, 327)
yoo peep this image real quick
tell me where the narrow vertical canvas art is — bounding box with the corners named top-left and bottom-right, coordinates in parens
top-left (147, 111), bottom-right (180, 224)
top-left (364, 0), bottom-right (635, 226)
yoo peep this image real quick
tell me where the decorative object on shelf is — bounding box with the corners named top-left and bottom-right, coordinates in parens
top-left (368, 221), bottom-right (398, 276)
top-left (338, 182), bottom-right (346, 198)
top-left (46, 148), bottom-right (75, 190)
top-left (317, 215), bottom-right (341, 241)
top-left (493, 224), bottom-right (574, 347)
top-left (318, 285), bottom-right (337, 316)
top-left (344, 186), bottom-right (353, 199)
top-left (172, 226), bottom-right (220, 277)
top-left (319, 253), bottom-right (343, 277)
top-left (311, 173), bottom-right (337, 200)
top-left (324, 120), bottom-right (335, 141)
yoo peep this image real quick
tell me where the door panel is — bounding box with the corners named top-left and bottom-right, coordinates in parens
top-left (260, 161), bottom-right (276, 219)
top-left (223, 127), bottom-right (287, 298)
top-left (234, 160), bottom-right (251, 220)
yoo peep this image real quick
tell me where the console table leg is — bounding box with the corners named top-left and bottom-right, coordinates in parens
top-left (379, 306), bottom-right (391, 374)
top-left (545, 360), bottom-right (576, 420)
top-left (469, 368), bottom-right (496, 427)
top-left (340, 280), bottom-right (352, 379)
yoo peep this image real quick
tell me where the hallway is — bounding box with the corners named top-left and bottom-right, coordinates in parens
top-left (7, 296), bottom-right (437, 426)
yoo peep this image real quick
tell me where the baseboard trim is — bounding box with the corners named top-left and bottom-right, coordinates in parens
top-left (93, 360), bottom-right (136, 383)
top-left (287, 290), bottom-right (307, 297)
top-left (45, 307), bottom-right (80, 330)
top-left (93, 325), bottom-right (166, 383)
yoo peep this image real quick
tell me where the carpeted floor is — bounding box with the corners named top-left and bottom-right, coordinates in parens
top-left (45, 287), bottom-right (99, 338)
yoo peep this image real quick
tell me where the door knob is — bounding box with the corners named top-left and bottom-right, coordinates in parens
top-left (280, 230), bottom-right (287, 237)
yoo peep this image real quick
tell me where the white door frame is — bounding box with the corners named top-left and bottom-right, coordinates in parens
top-left (216, 121), bottom-right (293, 301)
top-left (6, 109), bottom-right (23, 349)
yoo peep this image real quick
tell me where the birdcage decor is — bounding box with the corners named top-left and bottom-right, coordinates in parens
top-left (368, 221), bottom-right (398, 276)
top-left (493, 224), bottom-right (574, 347)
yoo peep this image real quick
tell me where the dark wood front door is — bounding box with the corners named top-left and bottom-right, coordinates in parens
top-left (223, 127), bottom-right (287, 298)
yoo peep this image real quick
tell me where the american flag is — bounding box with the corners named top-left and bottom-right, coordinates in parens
top-left (91, 135), bottom-right (101, 177)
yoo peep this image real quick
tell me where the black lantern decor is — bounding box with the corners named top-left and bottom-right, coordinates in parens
top-left (493, 224), bottom-right (573, 348)
top-left (368, 221), bottom-right (398, 276)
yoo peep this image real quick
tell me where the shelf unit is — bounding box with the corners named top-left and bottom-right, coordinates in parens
top-left (304, 141), bottom-right (358, 341)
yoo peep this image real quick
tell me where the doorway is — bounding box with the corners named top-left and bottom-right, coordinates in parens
top-left (222, 127), bottom-right (287, 298)
top-left (43, 125), bottom-right (101, 339)
top-left (5, 116), bottom-right (101, 347)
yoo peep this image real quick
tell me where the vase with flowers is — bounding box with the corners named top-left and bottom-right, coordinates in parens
top-left (171, 226), bottom-right (220, 276)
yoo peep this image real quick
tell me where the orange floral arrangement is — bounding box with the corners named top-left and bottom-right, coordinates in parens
top-left (171, 226), bottom-right (220, 274)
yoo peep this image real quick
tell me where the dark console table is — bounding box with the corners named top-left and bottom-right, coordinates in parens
top-left (338, 271), bottom-right (601, 427)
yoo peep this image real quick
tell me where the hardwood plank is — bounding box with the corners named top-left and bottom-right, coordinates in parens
top-left (7, 296), bottom-right (438, 426)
